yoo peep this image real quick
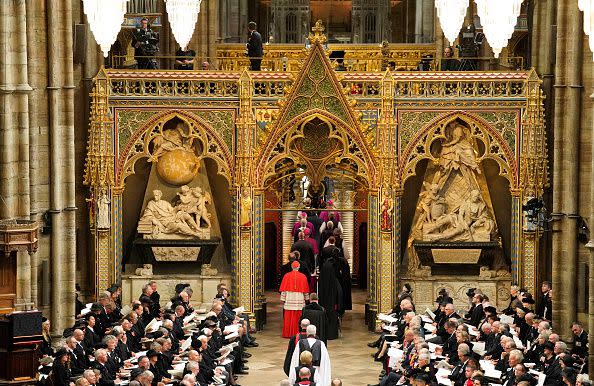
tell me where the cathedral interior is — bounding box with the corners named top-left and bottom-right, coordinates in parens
top-left (1, 0), bottom-right (594, 384)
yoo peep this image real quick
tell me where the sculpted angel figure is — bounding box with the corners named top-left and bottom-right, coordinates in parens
top-left (192, 187), bottom-right (212, 228)
top-left (150, 122), bottom-right (195, 161)
top-left (413, 182), bottom-right (445, 231)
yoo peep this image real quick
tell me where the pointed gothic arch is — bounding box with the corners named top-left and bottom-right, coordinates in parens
top-left (399, 111), bottom-right (519, 190)
top-left (254, 41), bottom-right (378, 190)
top-left (116, 109), bottom-right (233, 187)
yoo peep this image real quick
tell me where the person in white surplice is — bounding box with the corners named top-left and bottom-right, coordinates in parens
top-left (289, 324), bottom-right (331, 385)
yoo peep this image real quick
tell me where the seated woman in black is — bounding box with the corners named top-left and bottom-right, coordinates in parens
top-left (51, 348), bottom-right (72, 386)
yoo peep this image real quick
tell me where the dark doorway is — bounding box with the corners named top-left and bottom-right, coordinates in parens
top-left (358, 222), bottom-right (368, 289)
top-left (265, 222), bottom-right (279, 290)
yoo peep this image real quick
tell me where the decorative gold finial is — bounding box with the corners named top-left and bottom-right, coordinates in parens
top-left (308, 20), bottom-right (327, 45)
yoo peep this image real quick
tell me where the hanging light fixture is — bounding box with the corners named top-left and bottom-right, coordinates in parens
top-left (165, 0), bottom-right (203, 50)
top-left (579, 0), bottom-right (594, 59)
top-left (475, 0), bottom-right (523, 58)
top-left (435, 0), bottom-right (469, 47)
top-left (83, 0), bottom-right (129, 57)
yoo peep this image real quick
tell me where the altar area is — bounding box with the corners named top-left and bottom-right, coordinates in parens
top-left (83, 22), bottom-right (548, 327)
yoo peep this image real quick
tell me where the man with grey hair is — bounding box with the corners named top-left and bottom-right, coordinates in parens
top-left (449, 343), bottom-right (471, 386)
top-left (289, 324), bottom-right (331, 385)
top-left (180, 374), bottom-right (195, 386)
top-left (138, 370), bottom-right (154, 386)
top-left (83, 369), bottom-right (97, 386)
top-left (93, 348), bottom-right (120, 385)
top-left (501, 349), bottom-right (525, 386)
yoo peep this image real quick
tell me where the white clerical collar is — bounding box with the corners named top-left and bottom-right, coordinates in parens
top-left (307, 337), bottom-right (316, 345)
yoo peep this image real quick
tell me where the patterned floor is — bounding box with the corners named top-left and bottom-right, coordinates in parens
top-left (238, 289), bottom-right (382, 386)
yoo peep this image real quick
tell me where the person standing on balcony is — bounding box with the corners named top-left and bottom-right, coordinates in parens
top-left (246, 21), bottom-right (263, 71)
top-left (132, 17), bottom-right (159, 69)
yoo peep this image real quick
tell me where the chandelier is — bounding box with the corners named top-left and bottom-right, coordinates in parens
top-left (83, 0), bottom-right (129, 57)
top-left (435, 0), bottom-right (469, 46)
top-left (579, 0), bottom-right (594, 59)
top-left (475, 0), bottom-right (523, 58)
top-left (165, 0), bottom-right (203, 50)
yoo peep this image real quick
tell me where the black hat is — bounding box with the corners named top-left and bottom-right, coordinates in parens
top-left (54, 348), bottom-right (69, 359)
top-left (175, 283), bottom-right (191, 294)
top-left (522, 293), bottom-right (536, 304)
top-left (484, 305), bottom-right (497, 314)
top-left (90, 303), bottom-right (103, 312)
top-left (562, 368), bottom-right (577, 384)
top-left (438, 288), bottom-right (448, 295)
top-left (543, 341), bottom-right (555, 351)
top-left (146, 349), bottom-right (159, 358)
top-left (561, 356), bottom-right (575, 367)
top-left (466, 288), bottom-right (477, 298)
top-left (130, 368), bottom-right (143, 380)
top-left (42, 316), bottom-right (48, 323)
top-left (139, 295), bottom-right (153, 304)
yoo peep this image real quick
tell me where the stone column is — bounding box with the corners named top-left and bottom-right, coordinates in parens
top-left (552, 0), bottom-right (581, 339)
top-left (46, 0), bottom-right (77, 333)
top-left (587, 92), bottom-right (594, 376)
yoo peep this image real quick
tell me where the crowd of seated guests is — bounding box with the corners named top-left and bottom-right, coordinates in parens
top-left (38, 281), bottom-right (257, 386)
top-left (366, 283), bottom-right (590, 386)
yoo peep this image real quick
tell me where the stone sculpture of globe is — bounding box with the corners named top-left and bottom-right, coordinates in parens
top-left (155, 149), bottom-right (200, 185)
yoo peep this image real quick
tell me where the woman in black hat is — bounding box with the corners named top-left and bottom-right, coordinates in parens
top-left (51, 348), bottom-right (72, 386)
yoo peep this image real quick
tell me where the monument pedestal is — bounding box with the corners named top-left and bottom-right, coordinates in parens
top-left (403, 272), bottom-right (511, 311)
top-left (121, 272), bottom-right (232, 307)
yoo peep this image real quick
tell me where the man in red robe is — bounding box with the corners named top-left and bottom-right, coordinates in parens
top-left (280, 261), bottom-right (310, 338)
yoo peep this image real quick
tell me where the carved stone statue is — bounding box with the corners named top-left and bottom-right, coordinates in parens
top-left (432, 123), bottom-right (480, 189)
top-left (137, 188), bottom-right (212, 239)
top-left (407, 121), bottom-right (500, 273)
top-left (97, 192), bottom-right (111, 229)
top-left (423, 189), bottom-right (495, 242)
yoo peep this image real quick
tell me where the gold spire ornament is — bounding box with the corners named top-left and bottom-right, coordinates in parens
top-left (308, 20), bottom-right (327, 45)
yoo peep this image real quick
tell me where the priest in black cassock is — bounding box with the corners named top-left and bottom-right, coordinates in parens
top-left (300, 293), bottom-right (328, 344)
top-left (318, 252), bottom-right (342, 340)
top-left (335, 254), bottom-right (352, 312)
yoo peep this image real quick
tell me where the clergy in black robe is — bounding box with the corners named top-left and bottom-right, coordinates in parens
top-left (300, 294), bottom-right (329, 344)
top-left (317, 257), bottom-right (342, 340)
top-left (292, 234), bottom-right (315, 274)
top-left (319, 237), bottom-right (341, 269)
top-left (284, 320), bottom-right (310, 376)
top-left (335, 256), bottom-right (352, 311)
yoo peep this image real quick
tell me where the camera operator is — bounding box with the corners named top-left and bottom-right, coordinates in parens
top-left (456, 25), bottom-right (483, 71)
top-left (439, 47), bottom-right (460, 71)
top-left (132, 17), bottom-right (159, 69)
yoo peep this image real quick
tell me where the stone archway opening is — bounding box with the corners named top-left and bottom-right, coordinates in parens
top-left (261, 115), bottom-right (371, 303)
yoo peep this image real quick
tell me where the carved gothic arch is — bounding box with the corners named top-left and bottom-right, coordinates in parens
top-left (254, 39), bottom-right (378, 190)
top-left (255, 109), bottom-right (378, 190)
top-left (399, 111), bottom-right (518, 190)
top-left (116, 109), bottom-right (233, 187)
